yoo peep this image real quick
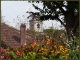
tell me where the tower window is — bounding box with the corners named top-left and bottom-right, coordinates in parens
top-left (37, 23), bottom-right (40, 28)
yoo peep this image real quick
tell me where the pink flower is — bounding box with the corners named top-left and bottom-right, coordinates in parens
top-left (21, 43), bottom-right (25, 47)
top-left (0, 47), bottom-right (6, 52)
top-left (16, 50), bottom-right (23, 56)
top-left (1, 56), bottom-right (5, 60)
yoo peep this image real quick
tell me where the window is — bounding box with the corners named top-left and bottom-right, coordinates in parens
top-left (37, 23), bottom-right (40, 28)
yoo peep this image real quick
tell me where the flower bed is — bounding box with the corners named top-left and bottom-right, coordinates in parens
top-left (0, 39), bottom-right (79, 60)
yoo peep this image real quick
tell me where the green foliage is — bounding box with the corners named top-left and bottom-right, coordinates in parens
top-left (75, 26), bottom-right (79, 37)
top-left (44, 29), bottom-right (54, 34)
top-left (10, 51), bottom-right (17, 59)
top-left (68, 49), bottom-right (79, 59)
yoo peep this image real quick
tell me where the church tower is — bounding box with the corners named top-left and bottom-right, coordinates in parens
top-left (34, 17), bottom-right (43, 32)
top-left (29, 15), bottom-right (43, 32)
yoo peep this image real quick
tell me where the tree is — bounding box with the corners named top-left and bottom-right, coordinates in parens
top-left (13, 15), bottom-right (29, 30)
top-left (27, 1), bottom-right (79, 41)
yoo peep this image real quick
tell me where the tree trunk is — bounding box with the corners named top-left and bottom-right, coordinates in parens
top-left (65, 8), bottom-right (76, 41)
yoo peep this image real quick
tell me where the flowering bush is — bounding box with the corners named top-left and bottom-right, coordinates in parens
top-left (0, 39), bottom-right (79, 59)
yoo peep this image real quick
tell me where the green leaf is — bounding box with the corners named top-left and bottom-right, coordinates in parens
top-left (23, 56), bottom-right (28, 59)
top-left (42, 56), bottom-right (48, 59)
top-left (10, 51), bottom-right (17, 58)
top-left (31, 52), bottom-right (36, 59)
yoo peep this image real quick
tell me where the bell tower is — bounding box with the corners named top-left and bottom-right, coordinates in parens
top-left (29, 15), bottom-right (43, 32)
top-left (34, 17), bottom-right (43, 32)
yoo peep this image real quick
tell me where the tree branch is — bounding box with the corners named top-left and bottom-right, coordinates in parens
top-left (57, 17), bottom-right (66, 28)
top-left (54, 2), bottom-right (66, 15)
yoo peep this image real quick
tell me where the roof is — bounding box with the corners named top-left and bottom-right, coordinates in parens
top-left (1, 23), bottom-right (33, 48)
top-left (1, 23), bottom-right (20, 47)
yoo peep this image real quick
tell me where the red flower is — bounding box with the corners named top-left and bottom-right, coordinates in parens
top-left (30, 42), bottom-right (38, 48)
top-left (22, 47), bottom-right (26, 51)
top-left (1, 56), bottom-right (5, 60)
top-left (6, 53), bottom-right (11, 58)
top-left (0, 47), bottom-right (6, 52)
top-left (16, 50), bottom-right (23, 56)
top-left (20, 43), bottom-right (26, 50)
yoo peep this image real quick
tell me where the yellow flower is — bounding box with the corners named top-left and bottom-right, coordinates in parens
top-left (44, 48), bottom-right (48, 51)
top-left (47, 39), bottom-right (50, 42)
top-left (57, 51), bottom-right (60, 54)
top-left (64, 48), bottom-right (68, 52)
top-left (39, 47), bottom-right (47, 52)
top-left (41, 48), bottom-right (44, 50)
top-left (60, 46), bottom-right (63, 48)
top-left (55, 51), bottom-right (60, 55)
top-left (42, 40), bottom-right (45, 42)
top-left (42, 52), bottom-right (48, 55)
top-left (51, 50), bottom-right (54, 54)
top-left (62, 50), bottom-right (65, 53)
top-left (54, 45), bottom-right (57, 48)
top-left (38, 48), bottom-right (48, 55)
top-left (28, 52), bottom-right (32, 55)
top-left (59, 46), bottom-right (65, 51)
top-left (61, 48), bottom-right (68, 53)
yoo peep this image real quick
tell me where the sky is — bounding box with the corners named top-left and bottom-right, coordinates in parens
top-left (1, 1), bottom-right (63, 30)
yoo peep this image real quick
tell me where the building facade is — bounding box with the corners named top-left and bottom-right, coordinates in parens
top-left (29, 17), bottom-right (43, 32)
